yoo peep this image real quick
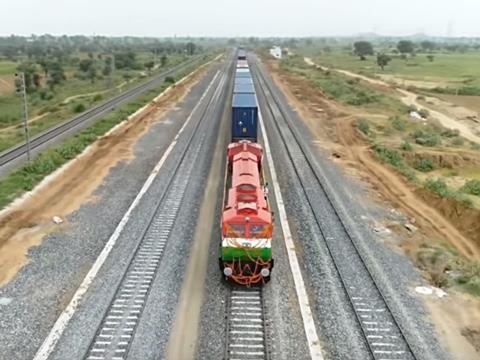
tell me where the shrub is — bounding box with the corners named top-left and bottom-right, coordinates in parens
top-left (418, 109), bottom-right (429, 118)
top-left (452, 137), bottom-right (464, 146)
top-left (356, 118), bottom-right (370, 135)
top-left (425, 178), bottom-right (453, 197)
top-left (72, 103), bottom-right (86, 113)
top-left (462, 179), bottom-right (480, 196)
top-left (412, 129), bottom-right (440, 146)
top-left (39, 90), bottom-right (54, 101)
top-left (390, 116), bottom-right (406, 131)
top-left (164, 76), bottom-right (175, 84)
top-left (373, 145), bottom-right (404, 168)
top-left (441, 128), bottom-right (460, 138)
top-left (414, 158), bottom-right (436, 172)
top-left (93, 94), bottom-right (103, 102)
top-left (401, 141), bottom-right (413, 151)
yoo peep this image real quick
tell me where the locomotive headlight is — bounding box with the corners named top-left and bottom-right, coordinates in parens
top-left (260, 268), bottom-right (270, 277)
top-left (223, 267), bottom-right (233, 277)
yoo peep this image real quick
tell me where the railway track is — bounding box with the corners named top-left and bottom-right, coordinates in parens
top-left (84, 60), bottom-right (229, 360)
top-left (252, 61), bottom-right (418, 360)
top-left (225, 287), bottom-right (270, 360)
top-left (0, 55), bottom-right (206, 169)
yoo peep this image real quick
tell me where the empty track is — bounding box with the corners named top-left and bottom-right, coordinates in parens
top-left (252, 61), bottom-right (418, 360)
top-left (225, 287), bottom-right (270, 360)
top-left (0, 56), bottom-right (205, 169)
top-left (83, 61), bottom-right (229, 360)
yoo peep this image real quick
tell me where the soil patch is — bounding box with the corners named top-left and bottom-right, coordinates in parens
top-left (0, 64), bottom-right (210, 286)
top-left (436, 95), bottom-right (480, 114)
top-left (424, 292), bottom-right (480, 359)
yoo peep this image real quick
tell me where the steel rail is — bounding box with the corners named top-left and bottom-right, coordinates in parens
top-left (224, 287), bottom-right (270, 360)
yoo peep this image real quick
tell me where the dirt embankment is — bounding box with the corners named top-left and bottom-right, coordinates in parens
top-left (266, 58), bottom-right (480, 358)
top-left (302, 57), bottom-right (480, 145)
top-left (267, 60), bottom-right (480, 258)
top-left (0, 63), bottom-right (211, 286)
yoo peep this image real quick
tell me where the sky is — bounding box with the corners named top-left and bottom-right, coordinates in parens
top-left (1, 0), bottom-right (479, 37)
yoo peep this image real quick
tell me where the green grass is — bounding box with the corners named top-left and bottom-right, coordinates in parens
top-left (308, 51), bottom-right (480, 85)
top-left (372, 144), bottom-right (417, 180)
top-left (0, 60), bottom-right (17, 75)
top-left (0, 57), bottom-right (211, 209)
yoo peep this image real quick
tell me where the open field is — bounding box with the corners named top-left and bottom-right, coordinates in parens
top-left (303, 49), bottom-right (480, 92)
top-left (0, 60), bottom-right (17, 75)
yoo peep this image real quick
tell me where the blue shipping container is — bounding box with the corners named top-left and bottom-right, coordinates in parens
top-left (234, 83), bottom-right (255, 94)
top-left (234, 77), bottom-right (254, 85)
top-left (235, 69), bottom-right (251, 78)
top-left (232, 93), bottom-right (258, 141)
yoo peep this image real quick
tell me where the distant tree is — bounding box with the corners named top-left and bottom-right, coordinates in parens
top-left (353, 41), bottom-right (374, 60)
top-left (426, 55), bottom-right (435, 62)
top-left (420, 40), bottom-right (436, 52)
top-left (115, 52), bottom-right (137, 69)
top-left (102, 57), bottom-right (113, 76)
top-left (38, 59), bottom-right (50, 76)
top-left (47, 62), bottom-right (66, 89)
top-left (160, 55), bottom-right (168, 67)
top-left (376, 53), bottom-right (391, 70)
top-left (186, 42), bottom-right (196, 55)
top-left (16, 62), bottom-right (40, 92)
top-left (87, 66), bottom-right (97, 83)
top-left (397, 40), bottom-right (415, 55)
top-left (144, 60), bottom-right (154, 73)
top-left (79, 58), bottom-right (94, 72)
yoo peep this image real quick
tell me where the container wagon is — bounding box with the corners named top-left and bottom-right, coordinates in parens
top-left (237, 49), bottom-right (247, 60)
top-left (231, 93), bottom-right (258, 141)
top-left (236, 60), bottom-right (249, 68)
top-left (235, 68), bottom-right (251, 78)
top-left (233, 83), bottom-right (255, 94)
top-left (219, 142), bottom-right (273, 285)
top-left (234, 77), bottom-right (254, 85)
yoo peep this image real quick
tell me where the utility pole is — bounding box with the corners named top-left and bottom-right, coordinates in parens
top-left (15, 72), bottom-right (31, 162)
top-left (107, 53), bottom-right (115, 94)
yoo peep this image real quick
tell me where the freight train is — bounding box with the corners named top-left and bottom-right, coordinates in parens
top-left (219, 50), bottom-right (274, 285)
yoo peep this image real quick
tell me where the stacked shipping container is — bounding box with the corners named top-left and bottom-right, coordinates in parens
top-left (231, 51), bottom-right (259, 141)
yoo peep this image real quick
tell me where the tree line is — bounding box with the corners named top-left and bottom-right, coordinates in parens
top-left (0, 35), bottom-right (201, 94)
top-left (352, 40), bottom-right (465, 70)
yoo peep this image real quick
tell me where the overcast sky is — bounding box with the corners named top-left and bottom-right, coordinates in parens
top-left (1, 0), bottom-right (479, 37)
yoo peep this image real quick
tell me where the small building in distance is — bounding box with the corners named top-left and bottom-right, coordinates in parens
top-left (269, 46), bottom-right (282, 59)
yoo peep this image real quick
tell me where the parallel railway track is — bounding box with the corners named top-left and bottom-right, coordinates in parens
top-left (0, 56), bottom-right (206, 168)
top-left (84, 59), bottom-right (230, 360)
top-left (225, 287), bottom-right (270, 360)
top-left (252, 60), bottom-right (418, 360)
